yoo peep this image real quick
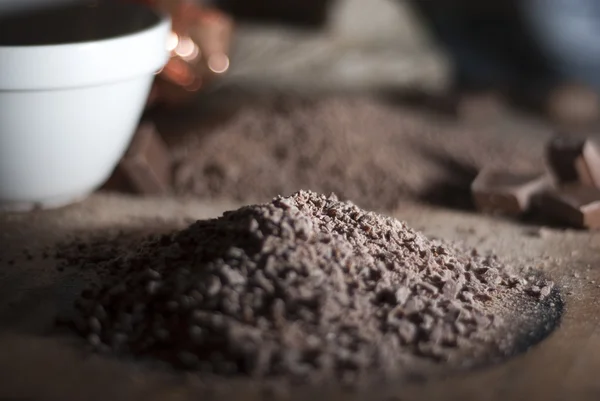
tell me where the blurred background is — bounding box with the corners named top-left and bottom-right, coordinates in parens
top-left (6, 0), bottom-right (600, 124)
top-left (143, 0), bottom-right (600, 126)
top-left (106, 0), bottom-right (600, 211)
top-left (10, 0), bottom-right (600, 210)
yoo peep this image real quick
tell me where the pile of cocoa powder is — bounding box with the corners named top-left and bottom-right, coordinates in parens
top-left (169, 95), bottom-right (547, 211)
top-left (66, 191), bottom-right (555, 387)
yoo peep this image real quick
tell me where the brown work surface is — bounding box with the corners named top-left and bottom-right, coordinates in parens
top-left (0, 192), bottom-right (599, 401)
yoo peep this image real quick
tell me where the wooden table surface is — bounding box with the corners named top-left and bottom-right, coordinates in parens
top-left (0, 193), bottom-right (598, 401)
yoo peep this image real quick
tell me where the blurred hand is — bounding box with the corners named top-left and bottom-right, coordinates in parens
top-left (125, 0), bottom-right (233, 108)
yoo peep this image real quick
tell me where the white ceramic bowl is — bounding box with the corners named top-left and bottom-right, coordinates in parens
top-left (0, 1), bottom-right (170, 211)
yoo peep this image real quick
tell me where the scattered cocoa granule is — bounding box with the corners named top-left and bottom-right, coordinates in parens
top-left (53, 231), bottom-right (135, 272)
top-left (53, 223), bottom-right (182, 273)
top-left (22, 249), bottom-right (34, 260)
top-left (65, 191), bottom-right (556, 387)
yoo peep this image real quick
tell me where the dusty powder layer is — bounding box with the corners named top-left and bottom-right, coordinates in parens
top-left (170, 95), bottom-right (548, 211)
top-left (67, 191), bottom-right (553, 386)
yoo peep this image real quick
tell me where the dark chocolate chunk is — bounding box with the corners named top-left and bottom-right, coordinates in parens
top-left (471, 169), bottom-right (550, 216)
top-left (101, 165), bottom-right (131, 193)
top-left (546, 135), bottom-right (600, 187)
top-left (538, 186), bottom-right (600, 229)
top-left (103, 122), bottom-right (172, 195)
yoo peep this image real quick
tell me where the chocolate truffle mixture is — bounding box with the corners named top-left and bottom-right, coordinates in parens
top-left (68, 191), bottom-right (554, 386)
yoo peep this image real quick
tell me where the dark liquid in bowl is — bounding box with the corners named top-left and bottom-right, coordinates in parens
top-left (0, 1), bottom-right (162, 46)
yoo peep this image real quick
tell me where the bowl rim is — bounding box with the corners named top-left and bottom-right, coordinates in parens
top-left (0, 5), bottom-right (171, 91)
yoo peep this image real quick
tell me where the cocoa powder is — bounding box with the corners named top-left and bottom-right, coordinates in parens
top-left (170, 95), bottom-right (546, 211)
top-left (65, 191), bottom-right (555, 387)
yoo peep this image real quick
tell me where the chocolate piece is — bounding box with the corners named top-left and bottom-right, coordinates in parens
top-left (538, 186), bottom-right (600, 229)
top-left (101, 165), bottom-right (131, 193)
top-left (104, 123), bottom-right (172, 195)
top-left (471, 169), bottom-right (550, 216)
top-left (546, 136), bottom-right (600, 186)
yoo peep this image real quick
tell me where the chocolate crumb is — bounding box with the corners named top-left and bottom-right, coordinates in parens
top-left (64, 191), bottom-right (552, 387)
